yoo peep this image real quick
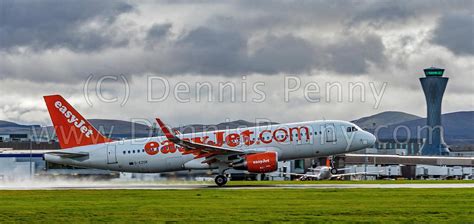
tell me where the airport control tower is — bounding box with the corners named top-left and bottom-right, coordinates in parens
top-left (419, 67), bottom-right (450, 155)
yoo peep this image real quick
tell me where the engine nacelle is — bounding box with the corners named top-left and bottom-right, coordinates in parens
top-left (233, 152), bottom-right (278, 173)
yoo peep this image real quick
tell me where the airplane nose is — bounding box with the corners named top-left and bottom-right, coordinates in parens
top-left (367, 133), bottom-right (376, 147)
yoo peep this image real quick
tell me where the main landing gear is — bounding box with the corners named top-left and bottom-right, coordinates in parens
top-left (214, 175), bottom-right (228, 187)
top-left (328, 156), bottom-right (338, 175)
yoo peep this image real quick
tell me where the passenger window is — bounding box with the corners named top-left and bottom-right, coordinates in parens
top-left (123, 151), bottom-right (126, 154)
top-left (128, 150), bottom-right (131, 154)
top-left (133, 150), bottom-right (135, 153)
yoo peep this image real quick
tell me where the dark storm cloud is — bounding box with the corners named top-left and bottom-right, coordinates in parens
top-left (160, 29), bottom-right (318, 75)
top-left (156, 27), bottom-right (384, 75)
top-left (324, 34), bottom-right (386, 74)
top-left (1, 0), bottom-right (473, 125)
top-left (146, 23), bottom-right (172, 42)
top-left (0, 0), bottom-right (472, 83)
top-left (249, 35), bottom-right (317, 74)
top-left (0, 0), bottom-right (134, 52)
top-left (348, 1), bottom-right (415, 28)
top-left (165, 27), bottom-right (246, 74)
top-left (431, 12), bottom-right (474, 56)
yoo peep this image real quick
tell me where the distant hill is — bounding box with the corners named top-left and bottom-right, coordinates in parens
top-left (0, 120), bottom-right (41, 135)
top-left (88, 119), bottom-right (278, 137)
top-left (0, 111), bottom-right (472, 145)
top-left (351, 111), bottom-right (421, 130)
top-left (372, 111), bottom-right (474, 145)
top-left (176, 120), bottom-right (279, 133)
top-left (88, 119), bottom-right (152, 138)
top-left (0, 120), bottom-right (40, 129)
top-left (0, 119), bottom-right (278, 139)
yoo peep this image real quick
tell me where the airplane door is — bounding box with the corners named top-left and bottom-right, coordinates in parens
top-left (107, 144), bottom-right (118, 164)
top-left (325, 123), bottom-right (337, 142)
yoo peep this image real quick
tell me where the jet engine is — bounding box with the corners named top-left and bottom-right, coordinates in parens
top-left (232, 151), bottom-right (278, 173)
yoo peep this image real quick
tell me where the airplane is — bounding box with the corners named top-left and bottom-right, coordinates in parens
top-left (285, 158), bottom-right (382, 181)
top-left (286, 167), bottom-right (382, 181)
top-left (43, 94), bottom-right (376, 186)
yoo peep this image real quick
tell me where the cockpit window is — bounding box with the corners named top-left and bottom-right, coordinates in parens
top-left (347, 126), bottom-right (358, 132)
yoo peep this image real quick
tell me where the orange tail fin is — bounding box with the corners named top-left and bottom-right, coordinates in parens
top-left (43, 95), bottom-right (111, 149)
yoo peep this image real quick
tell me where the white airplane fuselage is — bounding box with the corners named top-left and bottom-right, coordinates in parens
top-left (45, 120), bottom-right (376, 173)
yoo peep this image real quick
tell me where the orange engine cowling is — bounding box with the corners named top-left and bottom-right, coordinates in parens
top-left (233, 152), bottom-right (278, 173)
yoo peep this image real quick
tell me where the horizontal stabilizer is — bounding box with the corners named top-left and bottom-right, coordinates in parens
top-left (46, 151), bottom-right (89, 158)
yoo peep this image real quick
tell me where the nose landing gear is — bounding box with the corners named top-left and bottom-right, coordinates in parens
top-left (214, 175), bottom-right (228, 187)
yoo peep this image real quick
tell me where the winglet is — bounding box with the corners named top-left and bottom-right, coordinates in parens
top-left (155, 118), bottom-right (176, 139)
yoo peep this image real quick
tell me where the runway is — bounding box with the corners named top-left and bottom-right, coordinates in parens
top-left (1, 182), bottom-right (473, 190)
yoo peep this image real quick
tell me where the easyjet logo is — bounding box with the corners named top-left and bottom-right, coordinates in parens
top-left (54, 101), bottom-right (93, 138)
top-left (252, 159), bottom-right (270, 164)
top-left (143, 126), bottom-right (311, 155)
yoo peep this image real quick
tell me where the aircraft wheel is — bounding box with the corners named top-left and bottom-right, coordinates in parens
top-left (330, 168), bottom-right (338, 175)
top-left (215, 175), bottom-right (228, 187)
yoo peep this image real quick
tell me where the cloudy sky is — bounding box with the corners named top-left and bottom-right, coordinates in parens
top-left (0, 0), bottom-right (473, 126)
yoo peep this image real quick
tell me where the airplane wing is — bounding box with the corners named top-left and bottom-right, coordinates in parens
top-left (46, 151), bottom-right (89, 158)
top-left (307, 167), bottom-right (322, 171)
top-left (331, 171), bottom-right (382, 178)
top-left (284, 173), bottom-right (320, 178)
top-left (155, 118), bottom-right (244, 160)
top-left (308, 167), bottom-right (350, 171)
